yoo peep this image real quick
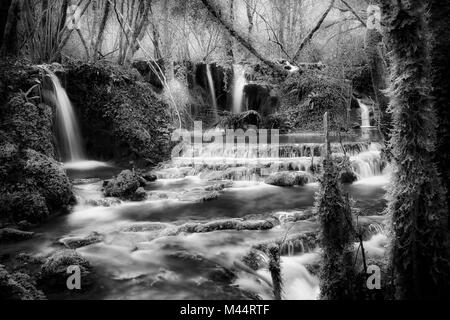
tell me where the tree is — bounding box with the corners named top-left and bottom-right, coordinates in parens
top-left (430, 0), bottom-right (450, 230)
top-left (0, 0), bottom-right (21, 56)
top-left (364, 0), bottom-right (390, 144)
top-left (316, 113), bottom-right (356, 300)
top-left (381, 0), bottom-right (450, 299)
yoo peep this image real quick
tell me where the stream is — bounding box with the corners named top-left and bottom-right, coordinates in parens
top-left (2, 140), bottom-right (389, 300)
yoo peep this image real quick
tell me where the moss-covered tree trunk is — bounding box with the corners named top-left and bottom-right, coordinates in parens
top-left (316, 113), bottom-right (355, 300)
top-left (430, 0), bottom-right (450, 231)
top-left (381, 0), bottom-right (450, 299)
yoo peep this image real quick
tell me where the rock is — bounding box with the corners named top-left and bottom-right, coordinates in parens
top-left (0, 265), bottom-right (46, 300)
top-left (84, 198), bottom-right (122, 207)
top-left (103, 169), bottom-right (141, 200)
top-left (264, 171), bottom-right (310, 186)
top-left (340, 169), bottom-right (358, 184)
top-left (0, 148), bottom-right (74, 225)
top-left (121, 222), bottom-right (171, 232)
top-left (0, 228), bottom-right (34, 243)
top-left (141, 172), bottom-right (157, 182)
top-left (58, 232), bottom-right (104, 249)
top-left (204, 181), bottom-right (233, 191)
top-left (40, 250), bottom-right (92, 290)
top-left (131, 187), bottom-right (147, 201)
top-left (177, 189), bottom-right (219, 202)
top-left (72, 178), bottom-right (101, 185)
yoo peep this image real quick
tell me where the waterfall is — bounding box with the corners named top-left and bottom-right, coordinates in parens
top-left (205, 64), bottom-right (219, 122)
top-left (358, 99), bottom-right (371, 128)
top-left (47, 71), bottom-right (84, 162)
top-left (232, 64), bottom-right (246, 114)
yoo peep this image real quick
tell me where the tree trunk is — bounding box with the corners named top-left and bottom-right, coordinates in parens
top-left (92, 0), bottom-right (111, 61)
top-left (0, 0), bottom-right (12, 49)
top-left (0, 0), bottom-right (20, 56)
top-left (381, 0), bottom-right (450, 299)
top-left (364, 0), bottom-right (390, 145)
top-left (430, 0), bottom-right (450, 231)
top-left (292, 0), bottom-right (334, 62)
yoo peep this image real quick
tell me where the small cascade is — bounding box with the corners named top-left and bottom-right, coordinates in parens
top-left (47, 71), bottom-right (85, 162)
top-left (158, 128), bottom-right (389, 182)
top-left (358, 99), bottom-right (372, 128)
top-left (232, 64), bottom-right (246, 114)
top-left (45, 69), bottom-right (109, 171)
top-left (205, 64), bottom-right (219, 122)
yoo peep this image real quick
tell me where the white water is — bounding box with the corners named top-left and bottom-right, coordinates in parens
top-left (232, 64), bottom-right (246, 114)
top-left (47, 71), bottom-right (84, 161)
top-left (358, 99), bottom-right (372, 128)
top-left (205, 64), bottom-right (219, 122)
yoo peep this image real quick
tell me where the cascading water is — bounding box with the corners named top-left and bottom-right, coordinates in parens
top-left (232, 64), bottom-right (246, 114)
top-left (358, 99), bottom-right (372, 128)
top-left (205, 64), bottom-right (219, 122)
top-left (47, 71), bottom-right (85, 162)
top-left (45, 69), bottom-right (108, 171)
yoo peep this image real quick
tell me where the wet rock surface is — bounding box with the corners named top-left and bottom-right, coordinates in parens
top-left (264, 171), bottom-right (310, 186)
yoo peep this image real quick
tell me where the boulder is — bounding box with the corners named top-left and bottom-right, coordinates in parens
top-left (40, 250), bottom-right (92, 290)
top-left (340, 168), bottom-right (358, 184)
top-left (264, 171), bottom-right (310, 186)
top-left (141, 172), bottom-right (157, 182)
top-left (131, 187), bottom-right (147, 201)
top-left (103, 169), bottom-right (141, 200)
top-left (0, 147), bottom-right (74, 224)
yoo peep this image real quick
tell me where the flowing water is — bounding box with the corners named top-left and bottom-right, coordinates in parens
top-left (232, 65), bottom-right (246, 114)
top-left (47, 71), bottom-right (85, 162)
top-left (5, 72), bottom-right (389, 300)
top-left (2, 127), bottom-right (390, 299)
top-left (46, 70), bottom-right (110, 171)
top-left (206, 64), bottom-right (219, 122)
top-left (358, 99), bottom-right (372, 128)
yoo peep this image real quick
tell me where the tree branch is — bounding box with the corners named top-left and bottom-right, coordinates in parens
top-left (340, 0), bottom-right (366, 27)
top-left (199, 0), bottom-right (280, 71)
top-left (292, 0), bottom-right (335, 62)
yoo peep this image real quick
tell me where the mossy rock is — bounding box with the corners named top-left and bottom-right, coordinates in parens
top-left (40, 250), bottom-right (92, 290)
top-left (264, 171), bottom-right (310, 186)
top-left (103, 169), bottom-right (146, 200)
top-left (0, 147), bottom-right (74, 224)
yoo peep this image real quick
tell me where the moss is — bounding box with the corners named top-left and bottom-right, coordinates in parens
top-left (65, 61), bottom-right (173, 167)
top-left (103, 169), bottom-right (143, 200)
top-left (0, 146), bottom-right (74, 224)
top-left (315, 158), bottom-right (356, 299)
top-left (264, 171), bottom-right (310, 187)
top-left (1, 94), bottom-right (55, 157)
top-left (278, 70), bottom-right (349, 132)
top-left (0, 265), bottom-right (46, 300)
top-left (382, 0), bottom-right (450, 299)
top-left (39, 250), bottom-right (92, 291)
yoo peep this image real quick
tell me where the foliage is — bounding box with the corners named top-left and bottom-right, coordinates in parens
top-left (0, 68), bottom-right (74, 225)
top-left (279, 70), bottom-right (349, 131)
top-left (218, 110), bottom-right (261, 129)
top-left (1, 94), bottom-right (55, 157)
